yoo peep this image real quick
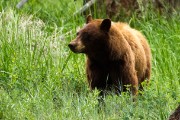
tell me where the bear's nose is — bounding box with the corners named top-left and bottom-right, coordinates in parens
top-left (68, 43), bottom-right (74, 49)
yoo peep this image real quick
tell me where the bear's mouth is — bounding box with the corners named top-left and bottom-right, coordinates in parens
top-left (68, 44), bottom-right (85, 53)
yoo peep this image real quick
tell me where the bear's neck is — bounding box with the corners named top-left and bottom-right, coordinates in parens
top-left (87, 52), bottom-right (111, 65)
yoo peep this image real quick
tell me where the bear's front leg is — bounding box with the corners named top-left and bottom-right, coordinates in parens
top-left (86, 64), bottom-right (109, 91)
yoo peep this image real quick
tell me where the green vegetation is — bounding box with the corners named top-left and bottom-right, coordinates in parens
top-left (0, 0), bottom-right (179, 119)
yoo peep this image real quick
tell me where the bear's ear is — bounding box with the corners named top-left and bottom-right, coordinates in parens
top-left (86, 15), bottom-right (93, 24)
top-left (100, 19), bottom-right (111, 32)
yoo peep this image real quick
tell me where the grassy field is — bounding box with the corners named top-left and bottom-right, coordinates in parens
top-left (0, 0), bottom-right (180, 119)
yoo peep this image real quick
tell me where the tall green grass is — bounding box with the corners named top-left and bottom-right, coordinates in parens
top-left (0, 1), bottom-right (180, 119)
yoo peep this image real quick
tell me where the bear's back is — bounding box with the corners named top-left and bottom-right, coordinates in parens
top-left (112, 22), bottom-right (151, 82)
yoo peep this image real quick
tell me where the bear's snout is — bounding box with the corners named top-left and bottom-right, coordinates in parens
top-left (68, 40), bottom-right (86, 53)
top-left (68, 43), bottom-right (75, 49)
top-left (68, 42), bottom-right (76, 52)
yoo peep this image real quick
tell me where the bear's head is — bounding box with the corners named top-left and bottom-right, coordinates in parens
top-left (68, 15), bottom-right (112, 59)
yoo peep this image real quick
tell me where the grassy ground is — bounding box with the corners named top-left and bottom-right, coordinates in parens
top-left (0, 0), bottom-right (180, 119)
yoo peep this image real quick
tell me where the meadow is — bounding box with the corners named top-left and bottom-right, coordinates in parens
top-left (0, 0), bottom-right (180, 119)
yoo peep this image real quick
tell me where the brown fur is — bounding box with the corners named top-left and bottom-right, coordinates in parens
top-left (68, 15), bottom-right (151, 96)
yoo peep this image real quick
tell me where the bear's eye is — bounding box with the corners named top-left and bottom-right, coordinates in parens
top-left (82, 32), bottom-right (90, 41)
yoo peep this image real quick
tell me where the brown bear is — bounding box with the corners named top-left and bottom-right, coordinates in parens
top-left (68, 15), bottom-right (151, 96)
